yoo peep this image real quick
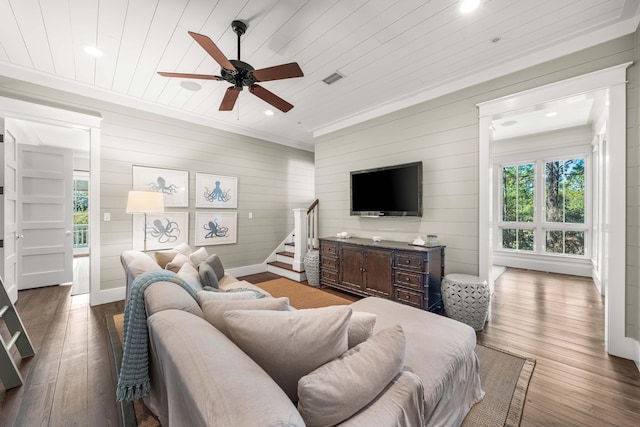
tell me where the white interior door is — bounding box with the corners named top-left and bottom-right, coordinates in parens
top-left (18, 144), bottom-right (73, 289)
top-left (0, 119), bottom-right (19, 302)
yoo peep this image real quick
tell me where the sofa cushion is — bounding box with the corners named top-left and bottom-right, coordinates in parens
top-left (203, 254), bottom-right (225, 279)
top-left (348, 311), bottom-right (377, 349)
top-left (165, 253), bottom-right (191, 273)
top-left (154, 250), bottom-right (179, 268)
top-left (297, 325), bottom-right (406, 427)
top-left (201, 297), bottom-right (290, 339)
top-left (196, 290), bottom-right (257, 303)
top-left (120, 250), bottom-right (162, 289)
top-left (144, 281), bottom-right (203, 318)
top-left (172, 242), bottom-right (192, 256)
top-left (224, 305), bottom-right (351, 402)
top-left (177, 262), bottom-right (202, 292)
top-left (189, 247), bottom-right (209, 266)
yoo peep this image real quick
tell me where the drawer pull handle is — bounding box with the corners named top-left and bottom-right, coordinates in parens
top-left (405, 295), bottom-right (410, 299)
top-left (406, 260), bottom-right (410, 264)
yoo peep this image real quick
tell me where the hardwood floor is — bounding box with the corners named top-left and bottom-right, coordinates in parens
top-left (477, 268), bottom-right (640, 426)
top-left (0, 285), bottom-right (124, 427)
top-left (0, 269), bottom-right (637, 426)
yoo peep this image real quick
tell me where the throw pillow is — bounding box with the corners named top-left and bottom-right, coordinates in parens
top-left (224, 305), bottom-right (352, 402)
top-left (154, 250), bottom-right (179, 269)
top-left (173, 242), bottom-right (192, 256)
top-left (203, 254), bottom-right (225, 280)
top-left (189, 247), bottom-right (209, 266)
top-left (297, 325), bottom-right (406, 427)
top-left (198, 261), bottom-right (219, 288)
top-left (165, 253), bottom-right (190, 273)
top-left (201, 297), bottom-right (290, 339)
top-left (348, 311), bottom-right (377, 348)
top-left (197, 290), bottom-right (257, 304)
top-left (177, 262), bottom-right (203, 292)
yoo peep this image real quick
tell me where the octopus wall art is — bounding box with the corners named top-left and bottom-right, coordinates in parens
top-left (133, 212), bottom-right (188, 251)
top-left (195, 173), bottom-right (238, 208)
top-left (132, 166), bottom-right (189, 207)
top-left (195, 212), bottom-right (237, 246)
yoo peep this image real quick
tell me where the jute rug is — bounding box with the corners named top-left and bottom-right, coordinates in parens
top-left (256, 278), bottom-right (354, 308)
top-left (106, 281), bottom-right (535, 427)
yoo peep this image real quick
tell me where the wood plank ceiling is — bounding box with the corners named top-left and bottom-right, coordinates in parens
top-left (0, 0), bottom-right (638, 150)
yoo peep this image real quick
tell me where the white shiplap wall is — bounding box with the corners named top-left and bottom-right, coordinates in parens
top-left (0, 78), bottom-right (314, 293)
top-left (315, 34), bottom-right (637, 288)
top-left (98, 109), bottom-right (314, 291)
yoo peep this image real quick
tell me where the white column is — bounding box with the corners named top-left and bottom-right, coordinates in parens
top-left (292, 208), bottom-right (307, 271)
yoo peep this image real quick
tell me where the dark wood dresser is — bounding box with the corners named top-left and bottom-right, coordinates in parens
top-left (320, 237), bottom-right (445, 312)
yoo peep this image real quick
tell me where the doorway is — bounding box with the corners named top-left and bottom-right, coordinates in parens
top-left (0, 96), bottom-right (101, 305)
top-left (477, 63), bottom-right (633, 361)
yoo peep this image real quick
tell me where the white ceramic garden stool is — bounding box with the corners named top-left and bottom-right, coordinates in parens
top-left (441, 274), bottom-right (490, 331)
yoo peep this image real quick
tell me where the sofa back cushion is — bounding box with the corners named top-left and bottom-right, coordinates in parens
top-left (201, 297), bottom-right (290, 338)
top-left (120, 250), bottom-right (162, 290)
top-left (224, 305), bottom-right (351, 402)
top-left (144, 281), bottom-right (203, 318)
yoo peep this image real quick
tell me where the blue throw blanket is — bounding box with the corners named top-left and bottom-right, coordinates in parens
top-left (116, 270), bottom-right (198, 401)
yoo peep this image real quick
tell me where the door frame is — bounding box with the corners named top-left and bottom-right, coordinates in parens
top-left (0, 96), bottom-right (102, 305)
top-left (477, 62), bottom-right (635, 362)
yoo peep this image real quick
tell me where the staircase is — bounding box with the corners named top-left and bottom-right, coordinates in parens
top-left (266, 199), bottom-right (319, 282)
top-left (267, 241), bottom-right (307, 282)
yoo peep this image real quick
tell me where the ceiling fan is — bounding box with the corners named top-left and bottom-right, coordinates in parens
top-left (158, 20), bottom-right (304, 113)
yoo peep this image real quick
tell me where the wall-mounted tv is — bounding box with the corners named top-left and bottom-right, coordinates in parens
top-left (350, 161), bottom-right (423, 217)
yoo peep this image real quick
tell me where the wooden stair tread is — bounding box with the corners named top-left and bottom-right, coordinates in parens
top-left (276, 251), bottom-right (294, 258)
top-left (268, 261), bottom-right (304, 273)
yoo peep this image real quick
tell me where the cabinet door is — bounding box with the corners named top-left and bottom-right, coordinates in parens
top-left (341, 246), bottom-right (365, 291)
top-left (364, 249), bottom-right (393, 297)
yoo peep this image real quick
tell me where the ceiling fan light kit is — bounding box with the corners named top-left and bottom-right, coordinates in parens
top-left (158, 20), bottom-right (303, 113)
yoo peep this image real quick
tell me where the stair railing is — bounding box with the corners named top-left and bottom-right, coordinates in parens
top-left (307, 199), bottom-right (319, 250)
top-left (291, 199), bottom-right (319, 271)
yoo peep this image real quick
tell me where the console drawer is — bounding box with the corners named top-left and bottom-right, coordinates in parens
top-left (395, 253), bottom-right (424, 271)
top-left (322, 257), bottom-right (339, 269)
top-left (394, 287), bottom-right (424, 309)
top-left (321, 242), bottom-right (338, 257)
top-left (394, 270), bottom-right (423, 290)
top-left (321, 269), bottom-right (338, 283)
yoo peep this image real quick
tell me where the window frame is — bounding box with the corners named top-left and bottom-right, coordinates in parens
top-left (494, 147), bottom-right (591, 259)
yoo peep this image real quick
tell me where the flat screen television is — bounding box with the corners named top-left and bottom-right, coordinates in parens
top-left (350, 161), bottom-right (423, 217)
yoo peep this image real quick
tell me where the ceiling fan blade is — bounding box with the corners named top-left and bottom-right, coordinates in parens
top-left (188, 31), bottom-right (236, 72)
top-left (252, 62), bottom-right (304, 82)
top-left (250, 84), bottom-right (293, 112)
top-left (219, 86), bottom-right (242, 111)
top-left (157, 72), bottom-right (222, 80)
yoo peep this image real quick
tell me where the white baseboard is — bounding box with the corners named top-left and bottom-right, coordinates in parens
top-left (226, 263), bottom-right (267, 277)
top-left (493, 253), bottom-right (592, 277)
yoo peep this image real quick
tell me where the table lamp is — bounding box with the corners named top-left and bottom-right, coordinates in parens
top-left (126, 190), bottom-right (165, 251)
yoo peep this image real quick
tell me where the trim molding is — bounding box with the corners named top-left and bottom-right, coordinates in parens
top-left (226, 263), bottom-right (267, 277)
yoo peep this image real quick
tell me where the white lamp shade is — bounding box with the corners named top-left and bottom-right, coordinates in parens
top-left (126, 191), bottom-right (165, 214)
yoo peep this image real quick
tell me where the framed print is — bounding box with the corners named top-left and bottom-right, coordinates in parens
top-left (133, 212), bottom-right (188, 251)
top-left (195, 212), bottom-right (237, 246)
top-left (133, 166), bottom-right (189, 207)
top-left (195, 173), bottom-right (238, 208)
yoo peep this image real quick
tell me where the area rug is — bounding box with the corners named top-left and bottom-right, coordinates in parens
top-left (256, 277), bottom-right (353, 309)
top-left (461, 344), bottom-right (536, 427)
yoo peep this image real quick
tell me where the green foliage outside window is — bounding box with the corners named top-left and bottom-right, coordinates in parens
top-left (73, 179), bottom-right (89, 225)
top-left (502, 164), bottom-right (534, 222)
top-left (545, 159), bottom-right (584, 223)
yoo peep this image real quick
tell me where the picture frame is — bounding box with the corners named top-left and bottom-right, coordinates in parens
top-left (195, 173), bottom-right (238, 208)
top-left (133, 212), bottom-right (189, 251)
top-left (194, 212), bottom-right (237, 246)
top-left (133, 166), bottom-right (189, 207)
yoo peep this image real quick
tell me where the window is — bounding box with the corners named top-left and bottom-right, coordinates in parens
top-left (498, 155), bottom-right (588, 257)
top-left (73, 173), bottom-right (89, 250)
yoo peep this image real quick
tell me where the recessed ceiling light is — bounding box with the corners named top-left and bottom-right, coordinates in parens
top-left (180, 81), bottom-right (202, 91)
top-left (82, 45), bottom-right (103, 57)
top-left (264, 110), bottom-right (274, 116)
top-left (460, 0), bottom-right (481, 13)
top-left (545, 112), bottom-right (558, 117)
